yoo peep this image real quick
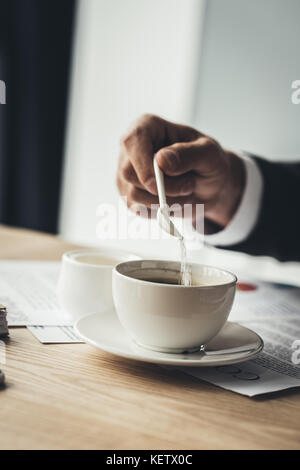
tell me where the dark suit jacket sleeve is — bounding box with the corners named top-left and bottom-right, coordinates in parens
top-left (216, 156), bottom-right (300, 262)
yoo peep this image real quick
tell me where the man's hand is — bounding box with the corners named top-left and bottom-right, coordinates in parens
top-left (117, 114), bottom-right (245, 229)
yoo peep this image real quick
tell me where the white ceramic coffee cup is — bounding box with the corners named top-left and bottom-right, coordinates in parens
top-left (58, 249), bottom-right (140, 323)
top-left (112, 259), bottom-right (237, 353)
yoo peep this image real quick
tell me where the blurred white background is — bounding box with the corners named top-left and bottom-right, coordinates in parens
top-left (59, 0), bottom-right (203, 246)
top-left (59, 0), bottom-right (300, 284)
top-left (195, 0), bottom-right (300, 159)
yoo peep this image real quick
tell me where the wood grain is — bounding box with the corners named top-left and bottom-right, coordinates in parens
top-left (0, 225), bottom-right (299, 449)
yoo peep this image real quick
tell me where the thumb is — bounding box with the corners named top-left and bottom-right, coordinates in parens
top-left (155, 139), bottom-right (214, 176)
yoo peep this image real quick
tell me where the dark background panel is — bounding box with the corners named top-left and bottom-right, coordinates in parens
top-left (0, 0), bottom-right (76, 233)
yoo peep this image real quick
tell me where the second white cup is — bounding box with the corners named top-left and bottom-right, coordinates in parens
top-left (58, 248), bottom-right (140, 322)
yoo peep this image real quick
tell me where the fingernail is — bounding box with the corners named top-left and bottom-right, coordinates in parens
top-left (144, 177), bottom-right (157, 194)
top-left (180, 180), bottom-right (194, 196)
top-left (160, 149), bottom-right (180, 172)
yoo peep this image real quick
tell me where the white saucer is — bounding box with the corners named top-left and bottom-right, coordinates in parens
top-left (75, 310), bottom-right (263, 367)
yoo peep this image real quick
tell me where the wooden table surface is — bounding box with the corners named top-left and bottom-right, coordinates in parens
top-left (0, 225), bottom-right (299, 450)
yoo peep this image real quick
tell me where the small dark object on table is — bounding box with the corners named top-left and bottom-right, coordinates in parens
top-left (0, 304), bottom-right (9, 337)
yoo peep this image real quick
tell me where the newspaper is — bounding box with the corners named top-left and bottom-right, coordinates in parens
top-left (180, 279), bottom-right (300, 396)
top-left (0, 260), bottom-right (70, 326)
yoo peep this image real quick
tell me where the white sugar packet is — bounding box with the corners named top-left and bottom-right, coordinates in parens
top-left (28, 325), bottom-right (84, 344)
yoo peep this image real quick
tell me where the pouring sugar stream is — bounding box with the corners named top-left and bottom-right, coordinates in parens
top-left (153, 158), bottom-right (192, 286)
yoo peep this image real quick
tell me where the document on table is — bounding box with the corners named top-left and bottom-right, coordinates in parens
top-left (0, 260), bottom-right (71, 326)
top-left (180, 279), bottom-right (300, 396)
top-left (27, 326), bottom-right (84, 344)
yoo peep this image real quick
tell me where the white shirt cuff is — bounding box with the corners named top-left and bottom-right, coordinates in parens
top-left (204, 154), bottom-right (263, 246)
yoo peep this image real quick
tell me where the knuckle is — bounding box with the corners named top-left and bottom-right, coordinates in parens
top-left (133, 125), bottom-right (145, 140)
top-left (121, 162), bottom-right (133, 182)
top-left (120, 131), bottom-right (134, 148)
top-left (201, 136), bottom-right (216, 152)
top-left (120, 113), bottom-right (161, 149)
top-left (120, 125), bottom-right (144, 148)
top-left (201, 136), bottom-right (211, 146)
top-left (140, 113), bottom-right (157, 124)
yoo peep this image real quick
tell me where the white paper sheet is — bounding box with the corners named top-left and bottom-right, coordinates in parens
top-left (28, 325), bottom-right (84, 344)
top-left (0, 261), bottom-right (70, 326)
top-left (181, 279), bottom-right (300, 396)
